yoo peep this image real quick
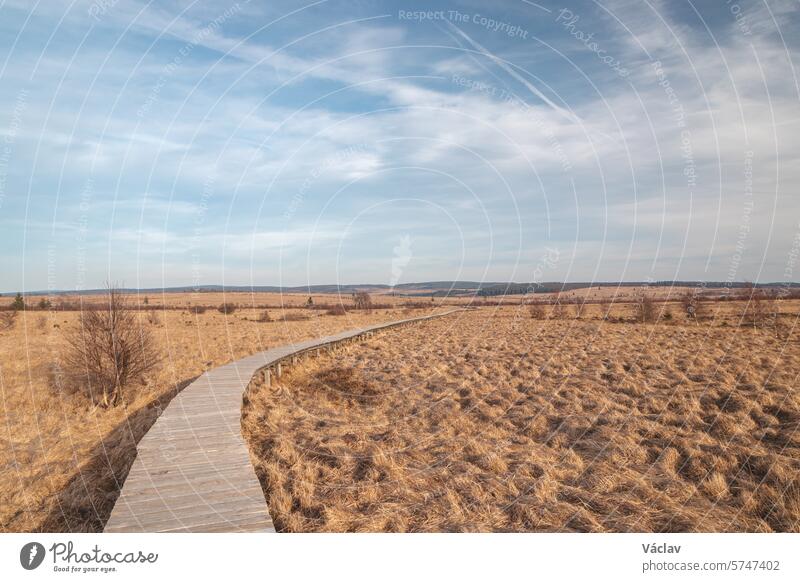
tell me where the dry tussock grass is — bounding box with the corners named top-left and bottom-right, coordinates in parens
top-left (0, 298), bottom-right (420, 532)
top-left (243, 307), bottom-right (800, 532)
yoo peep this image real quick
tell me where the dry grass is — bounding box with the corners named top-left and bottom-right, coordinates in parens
top-left (243, 306), bottom-right (800, 532)
top-left (0, 294), bottom-right (429, 532)
top-left (9, 285), bottom-right (749, 312)
top-left (11, 290), bottom-right (467, 310)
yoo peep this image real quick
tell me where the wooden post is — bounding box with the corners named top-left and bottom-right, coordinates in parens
top-left (276, 363), bottom-right (282, 378)
top-left (264, 369), bottom-right (271, 387)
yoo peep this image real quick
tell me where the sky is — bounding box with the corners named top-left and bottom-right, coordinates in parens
top-left (0, 0), bottom-right (799, 292)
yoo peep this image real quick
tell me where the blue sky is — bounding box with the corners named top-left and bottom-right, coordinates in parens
top-left (1, 0), bottom-right (799, 292)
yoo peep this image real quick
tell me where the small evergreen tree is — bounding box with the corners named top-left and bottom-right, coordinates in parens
top-left (10, 293), bottom-right (25, 311)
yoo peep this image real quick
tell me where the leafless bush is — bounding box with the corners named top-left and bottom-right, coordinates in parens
top-left (0, 311), bottom-right (17, 331)
top-left (681, 293), bottom-right (700, 322)
top-left (549, 296), bottom-right (566, 319)
top-left (634, 291), bottom-right (657, 323)
top-left (353, 292), bottom-right (372, 312)
top-left (529, 304), bottom-right (545, 320)
top-left (740, 284), bottom-right (772, 329)
top-left (190, 305), bottom-right (207, 315)
top-left (217, 302), bottom-right (236, 314)
top-left (146, 310), bottom-right (161, 325)
top-left (774, 317), bottom-right (791, 341)
top-left (326, 305), bottom-right (347, 316)
top-left (767, 294), bottom-right (789, 338)
top-left (684, 291), bottom-right (717, 322)
top-left (257, 310), bottom-right (272, 322)
top-left (64, 286), bottom-right (160, 407)
top-left (573, 302), bottom-right (586, 319)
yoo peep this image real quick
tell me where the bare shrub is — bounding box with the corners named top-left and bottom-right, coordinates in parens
top-left (326, 305), bottom-right (347, 316)
top-left (549, 295), bottom-right (566, 319)
top-left (217, 302), bottom-right (236, 314)
top-left (257, 310), bottom-right (272, 323)
top-left (763, 295), bottom-right (781, 332)
top-left (64, 286), bottom-right (160, 407)
top-left (740, 284), bottom-right (771, 329)
top-left (681, 292), bottom-right (700, 322)
top-left (146, 310), bottom-right (161, 325)
top-left (768, 295), bottom-right (789, 339)
top-left (0, 311), bottom-right (17, 331)
top-left (681, 292), bottom-right (713, 323)
top-left (529, 304), bottom-right (545, 320)
top-left (191, 305), bottom-right (207, 315)
top-left (353, 292), bottom-right (372, 312)
top-left (634, 291), bottom-right (656, 323)
top-left (573, 302), bottom-right (586, 319)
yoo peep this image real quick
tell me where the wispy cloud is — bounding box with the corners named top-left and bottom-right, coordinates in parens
top-left (1, 0), bottom-right (798, 290)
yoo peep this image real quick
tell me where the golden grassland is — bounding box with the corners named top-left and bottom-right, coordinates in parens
top-left (0, 295), bottom-right (433, 532)
top-left (17, 291), bottom-right (414, 309)
top-left (13, 285), bottom-right (733, 310)
top-left (242, 303), bottom-right (800, 532)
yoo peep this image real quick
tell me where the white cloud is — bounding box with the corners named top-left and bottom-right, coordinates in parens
top-left (2, 0), bottom-right (799, 290)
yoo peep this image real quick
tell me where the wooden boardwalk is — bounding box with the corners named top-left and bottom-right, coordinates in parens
top-left (104, 310), bottom-right (460, 532)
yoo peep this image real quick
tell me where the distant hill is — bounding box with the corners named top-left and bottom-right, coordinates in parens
top-left (3, 280), bottom-right (798, 297)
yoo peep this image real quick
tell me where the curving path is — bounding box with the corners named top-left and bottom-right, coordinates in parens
top-left (104, 310), bottom-right (460, 532)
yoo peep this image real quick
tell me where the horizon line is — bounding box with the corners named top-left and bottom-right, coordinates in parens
top-left (3, 280), bottom-right (799, 296)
